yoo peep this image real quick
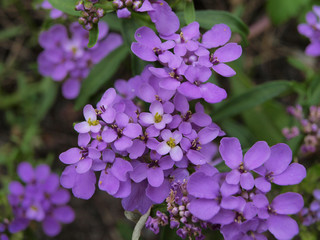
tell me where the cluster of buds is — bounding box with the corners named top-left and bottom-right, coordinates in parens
top-left (165, 182), bottom-right (207, 240)
top-left (75, 0), bottom-right (104, 30)
top-left (145, 211), bottom-right (168, 234)
top-left (283, 105), bottom-right (320, 154)
top-left (113, 0), bottom-right (144, 18)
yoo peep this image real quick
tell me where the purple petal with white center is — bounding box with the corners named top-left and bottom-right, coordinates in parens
top-left (172, 131), bottom-right (182, 143)
top-left (156, 141), bottom-right (171, 155)
top-left (198, 127), bottom-right (219, 144)
top-left (264, 143), bottom-right (292, 175)
top-left (150, 101), bottom-right (163, 115)
top-left (189, 199), bottom-right (220, 220)
top-left (76, 158), bottom-right (92, 174)
top-left (188, 172), bottom-right (219, 199)
top-left (267, 215), bottom-right (299, 240)
top-left (74, 122), bottom-right (90, 133)
top-left (123, 123), bottom-right (142, 138)
top-left (130, 163), bottom-right (148, 182)
top-left (212, 63), bottom-right (236, 77)
top-left (219, 137), bottom-right (243, 169)
top-left (191, 112), bottom-right (212, 127)
top-left (160, 129), bottom-right (172, 141)
top-left (214, 43), bottom-right (242, 62)
top-left (273, 163), bottom-right (306, 185)
top-left (111, 158), bottom-right (133, 181)
top-left (255, 177), bottom-right (271, 192)
top-left (147, 167), bottom-right (164, 187)
top-left (42, 217), bottom-right (61, 237)
top-left (162, 114), bottom-right (172, 124)
top-left (187, 150), bottom-right (207, 165)
top-left (17, 162), bottom-right (34, 183)
top-left (170, 146), bottom-right (183, 161)
top-left (146, 180), bottom-right (170, 204)
top-left (226, 169), bottom-right (241, 185)
top-left (53, 206), bottom-right (75, 224)
top-left (244, 141), bottom-right (270, 170)
top-left (113, 179), bottom-right (131, 198)
top-left (114, 136), bottom-right (133, 151)
top-left (202, 24), bottom-right (231, 48)
top-left (140, 112), bottom-right (154, 125)
top-left (178, 82), bottom-right (202, 99)
top-left (271, 192), bottom-right (304, 214)
top-left (147, 138), bottom-right (160, 150)
top-left (200, 82), bottom-right (227, 104)
top-left (99, 171), bottom-right (120, 195)
top-left (83, 104), bottom-right (96, 121)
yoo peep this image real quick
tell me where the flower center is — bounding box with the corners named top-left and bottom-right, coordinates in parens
top-left (167, 137), bottom-right (176, 148)
top-left (87, 118), bottom-right (99, 126)
top-left (154, 112), bottom-right (163, 123)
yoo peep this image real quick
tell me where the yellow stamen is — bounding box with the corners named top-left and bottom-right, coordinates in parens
top-left (154, 112), bottom-right (163, 123)
top-left (87, 118), bottom-right (99, 126)
top-left (166, 137), bottom-right (176, 148)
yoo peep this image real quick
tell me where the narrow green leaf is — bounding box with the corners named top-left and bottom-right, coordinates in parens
top-left (214, 81), bottom-right (292, 121)
top-left (48, 0), bottom-right (79, 16)
top-left (132, 208), bottom-right (151, 240)
top-left (184, 0), bottom-right (195, 25)
top-left (102, 13), bottom-right (122, 31)
top-left (88, 24), bottom-right (99, 48)
top-left (0, 26), bottom-right (23, 40)
top-left (75, 45), bottom-right (129, 109)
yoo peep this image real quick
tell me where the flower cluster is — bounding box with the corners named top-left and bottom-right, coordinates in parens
top-left (38, 21), bottom-right (122, 99)
top-left (40, 0), bottom-right (66, 19)
top-left (298, 5), bottom-right (320, 57)
top-left (75, 0), bottom-right (104, 30)
top-left (59, 63), bottom-right (224, 211)
top-left (131, 21), bottom-right (242, 102)
top-left (301, 189), bottom-right (320, 226)
top-left (283, 105), bottom-right (320, 154)
top-left (7, 162), bottom-right (75, 237)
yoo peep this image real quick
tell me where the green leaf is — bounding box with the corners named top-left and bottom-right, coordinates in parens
top-left (184, 0), bottom-right (195, 25)
top-left (75, 45), bottom-right (129, 109)
top-left (132, 208), bottom-right (151, 240)
top-left (214, 81), bottom-right (292, 121)
top-left (48, 0), bottom-right (79, 16)
top-left (178, 10), bottom-right (249, 41)
top-left (88, 23), bottom-right (99, 48)
top-left (102, 13), bottom-right (122, 31)
top-left (267, 0), bottom-right (310, 25)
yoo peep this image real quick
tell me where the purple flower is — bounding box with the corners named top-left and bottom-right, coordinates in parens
top-left (74, 104), bottom-right (101, 133)
top-left (38, 22), bottom-right (122, 99)
top-left (219, 137), bottom-right (271, 190)
top-left (139, 101), bottom-right (172, 130)
top-left (8, 162), bottom-right (74, 237)
top-left (156, 129), bottom-right (183, 161)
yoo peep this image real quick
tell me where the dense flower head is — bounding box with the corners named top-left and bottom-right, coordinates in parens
top-left (298, 5), bottom-right (320, 56)
top-left (75, 0), bottom-right (105, 30)
top-left (131, 21), bottom-right (242, 103)
top-left (59, 64), bottom-right (224, 213)
top-left (283, 105), bottom-right (320, 154)
top-left (40, 0), bottom-right (66, 19)
top-left (7, 162), bottom-right (75, 237)
top-left (301, 189), bottom-right (320, 226)
top-left (37, 21), bottom-right (122, 99)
